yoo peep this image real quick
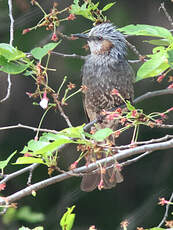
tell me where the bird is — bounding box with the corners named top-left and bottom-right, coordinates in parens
top-left (73, 23), bottom-right (135, 192)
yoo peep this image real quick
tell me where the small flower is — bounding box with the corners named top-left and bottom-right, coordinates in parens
top-left (157, 74), bottom-right (165, 83)
top-left (160, 113), bottom-right (167, 119)
top-left (39, 91), bottom-right (49, 109)
top-left (168, 83), bottom-right (173, 89)
top-left (26, 92), bottom-right (33, 98)
top-left (67, 14), bottom-right (76, 20)
top-left (131, 110), bottom-right (138, 117)
top-left (120, 220), bottom-right (128, 229)
top-left (22, 28), bottom-right (30, 35)
top-left (165, 220), bottom-right (173, 228)
top-left (67, 82), bottom-right (76, 90)
top-left (89, 226), bottom-right (97, 230)
top-left (158, 197), bottom-right (169, 206)
top-left (167, 107), bottom-right (173, 112)
top-left (106, 111), bottom-right (120, 121)
top-left (81, 85), bottom-right (88, 93)
top-left (24, 153), bottom-right (33, 157)
top-left (116, 107), bottom-right (122, 114)
top-left (34, 136), bottom-right (38, 141)
top-left (120, 117), bottom-right (127, 125)
top-left (70, 161), bottom-right (78, 170)
top-left (114, 130), bottom-right (121, 138)
top-left (51, 33), bottom-right (58, 41)
top-left (155, 119), bottom-right (162, 125)
top-left (98, 179), bottom-right (104, 190)
top-left (0, 183), bottom-right (6, 191)
top-left (111, 88), bottom-right (119, 96)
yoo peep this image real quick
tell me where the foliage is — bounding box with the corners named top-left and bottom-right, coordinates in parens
top-left (0, 0), bottom-right (173, 229)
top-left (119, 24), bottom-right (173, 82)
top-left (60, 205), bottom-right (76, 230)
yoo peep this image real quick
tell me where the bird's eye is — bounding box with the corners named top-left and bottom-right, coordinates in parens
top-left (98, 36), bottom-right (103, 40)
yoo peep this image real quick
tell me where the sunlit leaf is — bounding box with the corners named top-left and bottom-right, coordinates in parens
top-left (0, 56), bottom-right (31, 74)
top-left (92, 128), bottom-right (113, 142)
top-left (31, 41), bottom-right (61, 60)
top-left (119, 24), bottom-right (173, 43)
top-left (60, 206), bottom-right (76, 230)
top-left (144, 39), bottom-right (170, 46)
top-left (101, 2), bottom-right (115, 12)
top-left (14, 157), bottom-right (44, 165)
top-left (136, 49), bottom-right (169, 81)
top-left (0, 150), bottom-right (17, 171)
top-left (0, 43), bottom-right (26, 61)
top-left (126, 100), bottom-right (136, 111)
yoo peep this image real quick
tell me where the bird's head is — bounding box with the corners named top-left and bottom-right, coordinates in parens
top-left (73, 23), bottom-right (127, 58)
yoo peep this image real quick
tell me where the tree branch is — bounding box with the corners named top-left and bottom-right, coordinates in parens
top-left (158, 192), bottom-right (173, 227)
top-left (0, 123), bottom-right (58, 134)
top-left (1, 0), bottom-right (14, 102)
top-left (84, 88), bottom-right (173, 131)
top-left (160, 2), bottom-right (173, 28)
top-left (0, 137), bottom-right (173, 205)
top-left (52, 51), bottom-right (86, 60)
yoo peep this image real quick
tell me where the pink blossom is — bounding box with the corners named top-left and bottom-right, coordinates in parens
top-left (39, 92), bottom-right (49, 109)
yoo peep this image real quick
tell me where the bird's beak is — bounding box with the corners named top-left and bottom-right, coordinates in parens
top-left (72, 33), bottom-right (89, 40)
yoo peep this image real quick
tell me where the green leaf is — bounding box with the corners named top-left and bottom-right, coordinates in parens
top-left (0, 150), bottom-right (17, 171)
top-left (126, 100), bottom-right (136, 111)
top-left (136, 48), bottom-right (169, 81)
top-left (167, 49), bottom-right (173, 65)
top-left (0, 56), bottom-right (32, 74)
top-left (32, 137), bottom-right (74, 156)
top-left (92, 128), bottom-right (113, 142)
top-left (0, 43), bottom-right (26, 61)
top-left (18, 227), bottom-right (30, 230)
top-left (17, 206), bottom-right (45, 223)
top-left (119, 24), bottom-right (173, 43)
top-left (148, 228), bottom-right (165, 230)
top-left (31, 41), bottom-right (61, 60)
top-left (60, 206), bottom-right (76, 230)
top-left (144, 39), bottom-right (170, 46)
top-left (14, 157), bottom-right (44, 165)
top-left (70, 1), bottom-right (95, 21)
top-left (61, 125), bottom-right (85, 138)
top-left (20, 139), bottom-right (52, 153)
top-left (101, 2), bottom-right (115, 12)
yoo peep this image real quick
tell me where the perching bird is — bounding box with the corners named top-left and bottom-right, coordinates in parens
top-left (73, 23), bottom-right (134, 192)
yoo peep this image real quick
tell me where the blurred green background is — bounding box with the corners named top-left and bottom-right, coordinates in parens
top-left (0, 0), bottom-right (173, 229)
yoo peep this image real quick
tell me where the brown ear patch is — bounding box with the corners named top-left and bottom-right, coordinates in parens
top-left (100, 39), bottom-right (114, 54)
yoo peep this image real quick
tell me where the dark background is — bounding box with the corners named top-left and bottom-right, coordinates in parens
top-left (0, 0), bottom-right (173, 229)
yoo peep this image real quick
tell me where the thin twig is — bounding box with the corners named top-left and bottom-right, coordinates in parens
top-left (56, 101), bottom-right (72, 127)
top-left (27, 163), bottom-right (39, 185)
top-left (160, 2), bottom-right (173, 28)
top-left (0, 123), bottom-right (58, 134)
top-left (126, 40), bottom-right (144, 59)
top-left (0, 164), bottom-right (39, 184)
top-left (158, 192), bottom-right (173, 227)
top-left (134, 88), bottom-right (173, 104)
top-left (121, 151), bottom-right (151, 167)
top-left (1, 0), bottom-right (14, 102)
top-left (83, 88), bottom-right (173, 131)
top-left (52, 51), bottom-right (86, 60)
top-left (53, 96), bottom-right (72, 127)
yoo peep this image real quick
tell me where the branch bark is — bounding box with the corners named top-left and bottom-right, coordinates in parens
top-left (0, 137), bottom-right (173, 205)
